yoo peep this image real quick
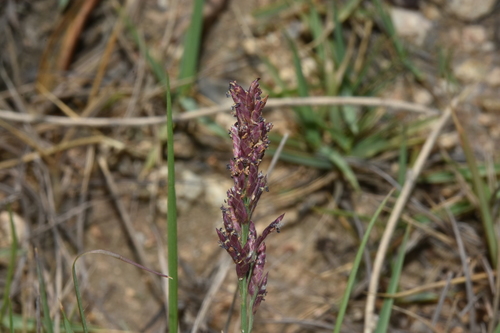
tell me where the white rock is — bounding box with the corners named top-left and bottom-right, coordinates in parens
top-left (447, 0), bottom-right (496, 21)
top-left (486, 67), bottom-right (500, 86)
top-left (461, 25), bottom-right (490, 51)
top-left (204, 177), bottom-right (233, 209)
top-left (390, 7), bottom-right (432, 46)
top-left (0, 211), bottom-right (26, 247)
top-left (454, 59), bottom-right (489, 82)
top-left (177, 169), bottom-right (204, 202)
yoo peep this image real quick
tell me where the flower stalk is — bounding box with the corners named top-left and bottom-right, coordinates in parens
top-left (216, 79), bottom-right (284, 333)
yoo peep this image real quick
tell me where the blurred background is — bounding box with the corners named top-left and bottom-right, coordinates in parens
top-left (1, 0), bottom-right (500, 332)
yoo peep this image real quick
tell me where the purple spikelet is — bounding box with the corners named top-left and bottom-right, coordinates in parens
top-left (216, 79), bottom-right (283, 314)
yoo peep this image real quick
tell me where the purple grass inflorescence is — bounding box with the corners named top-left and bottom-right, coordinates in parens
top-left (216, 78), bottom-right (284, 316)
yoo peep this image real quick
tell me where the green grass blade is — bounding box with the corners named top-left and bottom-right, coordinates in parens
top-left (269, 148), bottom-right (332, 169)
top-left (452, 111), bottom-right (497, 266)
top-left (164, 64), bottom-right (179, 333)
top-left (320, 146), bottom-right (360, 190)
top-left (8, 299), bottom-right (13, 333)
top-left (375, 223), bottom-right (412, 333)
top-left (0, 208), bottom-right (18, 324)
top-left (60, 304), bottom-right (75, 333)
top-left (308, 1), bottom-right (325, 61)
top-left (340, 89), bottom-right (359, 136)
top-left (35, 249), bottom-right (54, 333)
top-left (286, 33), bottom-right (322, 149)
top-left (177, 0), bottom-right (204, 95)
top-left (127, 15), bottom-right (180, 329)
top-left (72, 253), bottom-right (89, 333)
top-left (372, 0), bottom-right (423, 81)
top-left (333, 190), bottom-right (394, 333)
top-left (338, 0), bottom-right (363, 22)
top-left (332, 2), bottom-right (346, 65)
top-left (260, 57), bottom-right (287, 92)
top-left (398, 126), bottom-right (408, 186)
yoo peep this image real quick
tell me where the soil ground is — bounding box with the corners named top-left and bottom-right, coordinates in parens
top-left (1, 0), bottom-right (500, 332)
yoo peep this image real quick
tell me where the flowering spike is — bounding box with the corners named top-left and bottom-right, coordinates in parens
top-left (216, 79), bottom-right (284, 322)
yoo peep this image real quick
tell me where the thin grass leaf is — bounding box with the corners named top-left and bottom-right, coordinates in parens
top-left (333, 189), bottom-right (394, 333)
top-left (350, 135), bottom-right (391, 158)
top-left (338, 0), bottom-right (363, 22)
top-left (332, 3), bottom-right (346, 65)
top-left (164, 67), bottom-right (179, 333)
top-left (179, 96), bottom-right (227, 138)
top-left (308, 2), bottom-right (325, 61)
top-left (372, 0), bottom-right (423, 81)
top-left (8, 299), bottom-right (13, 333)
top-left (452, 111), bottom-right (497, 266)
top-left (177, 0), bottom-right (204, 95)
top-left (398, 126), bottom-right (408, 186)
top-left (374, 223), bottom-right (412, 333)
top-left (340, 95), bottom-right (359, 136)
top-left (260, 57), bottom-right (287, 92)
top-left (285, 33), bottom-right (322, 149)
top-left (269, 149), bottom-right (332, 169)
top-left (35, 249), bottom-right (54, 333)
top-left (60, 304), bottom-right (75, 333)
top-left (252, 1), bottom-right (290, 20)
top-left (127, 16), bottom-right (180, 329)
top-left (319, 146), bottom-right (360, 190)
top-left (420, 164), bottom-right (500, 184)
top-left (0, 208), bottom-right (18, 324)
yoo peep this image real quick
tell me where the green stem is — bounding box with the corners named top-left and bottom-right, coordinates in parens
top-left (165, 73), bottom-right (179, 332)
top-left (239, 221), bottom-right (251, 332)
top-left (239, 276), bottom-right (249, 332)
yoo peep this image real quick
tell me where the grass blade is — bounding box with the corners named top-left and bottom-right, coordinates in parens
top-left (374, 223), bottom-right (412, 333)
top-left (333, 190), bottom-right (394, 333)
top-left (451, 110), bottom-right (497, 266)
top-left (35, 248), bottom-right (54, 333)
top-left (0, 208), bottom-right (18, 324)
top-left (8, 300), bottom-right (13, 333)
top-left (319, 146), bottom-right (360, 190)
top-left (177, 0), bottom-right (204, 95)
top-left (286, 33), bottom-right (322, 149)
top-left (372, 0), bottom-right (423, 81)
top-left (127, 15), bottom-right (179, 329)
top-left (164, 62), bottom-right (179, 333)
top-left (60, 303), bottom-right (75, 333)
top-left (398, 125), bottom-right (408, 186)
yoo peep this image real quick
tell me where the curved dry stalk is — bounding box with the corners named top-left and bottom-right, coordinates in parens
top-left (0, 96), bottom-right (439, 127)
top-left (363, 94), bottom-right (464, 333)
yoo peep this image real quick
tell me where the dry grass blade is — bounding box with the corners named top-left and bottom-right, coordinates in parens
top-left (76, 146), bottom-right (95, 251)
top-left (97, 155), bottom-right (149, 268)
top-left (267, 132), bottom-right (289, 179)
top-left (0, 136), bottom-right (122, 170)
top-left (392, 305), bottom-right (443, 333)
top-left (446, 201), bottom-right (476, 332)
top-left (364, 94), bottom-right (463, 333)
top-left (378, 271), bottom-right (494, 299)
top-left (0, 96), bottom-right (439, 127)
top-left (190, 257), bottom-right (231, 333)
top-left (431, 272), bottom-right (453, 328)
